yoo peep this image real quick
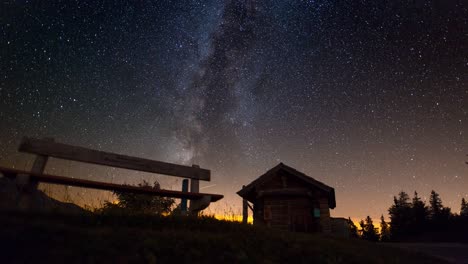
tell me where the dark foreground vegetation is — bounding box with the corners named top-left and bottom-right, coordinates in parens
top-left (0, 211), bottom-right (447, 264)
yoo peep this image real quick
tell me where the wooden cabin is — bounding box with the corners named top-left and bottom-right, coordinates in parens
top-left (237, 163), bottom-right (336, 233)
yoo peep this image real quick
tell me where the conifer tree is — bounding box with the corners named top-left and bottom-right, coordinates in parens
top-left (347, 217), bottom-right (359, 238)
top-left (379, 215), bottom-right (391, 242)
top-left (388, 191), bottom-right (412, 240)
top-left (411, 191), bottom-right (428, 233)
top-left (460, 198), bottom-right (468, 217)
top-left (428, 190), bottom-right (451, 228)
top-left (360, 216), bottom-right (379, 242)
top-left (429, 190), bottom-right (443, 218)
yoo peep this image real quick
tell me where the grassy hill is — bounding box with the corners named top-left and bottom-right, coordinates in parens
top-left (0, 211), bottom-right (447, 264)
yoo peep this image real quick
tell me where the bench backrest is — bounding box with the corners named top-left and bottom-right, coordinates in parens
top-left (14, 137), bottom-right (221, 213)
top-left (19, 137), bottom-right (210, 181)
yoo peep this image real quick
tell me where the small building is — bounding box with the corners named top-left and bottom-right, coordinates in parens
top-left (237, 163), bottom-right (336, 233)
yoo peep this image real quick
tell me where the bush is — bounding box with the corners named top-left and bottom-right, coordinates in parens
top-left (99, 180), bottom-right (175, 216)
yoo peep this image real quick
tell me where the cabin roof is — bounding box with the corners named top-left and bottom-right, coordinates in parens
top-left (237, 163), bottom-right (336, 208)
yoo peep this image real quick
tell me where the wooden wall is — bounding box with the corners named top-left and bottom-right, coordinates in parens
top-left (257, 196), bottom-right (328, 233)
top-left (319, 197), bottom-right (331, 233)
top-left (251, 170), bottom-right (333, 233)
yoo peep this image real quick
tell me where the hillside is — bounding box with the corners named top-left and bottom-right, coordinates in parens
top-left (0, 211), bottom-right (447, 264)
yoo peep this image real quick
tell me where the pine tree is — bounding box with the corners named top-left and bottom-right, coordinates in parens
top-left (461, 198), bottom-right (468, 217)
top-left (347, 217), bottom-right (359, 238)
top-left (359, 219), bottom-right (365, 237)
top-left (388, 191), bottom-right (412, 240)
top-left (397, 191), bottom-right (411, 206)
top-left (428, 190), bottom-right (451, 229)
top-left (379, 215), bottom-right (391, 242)
top-left (411, 191), bottom-right (428, 233)
top-left (429, 190), bottom-right (443, 218)
top-left (360, 216), bottom-right (379, 242)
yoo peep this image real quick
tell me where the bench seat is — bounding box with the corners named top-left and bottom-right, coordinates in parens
top-left (0, 166), bottom-right (223, 202)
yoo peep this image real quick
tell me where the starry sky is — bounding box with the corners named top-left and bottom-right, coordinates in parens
top-left (1, 0), bottom-right (467, 220)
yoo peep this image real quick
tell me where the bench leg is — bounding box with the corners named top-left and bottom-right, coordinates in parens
top-left (15, 144), bottom-right (50, 210)
top-left (189, 195), bottom-right (211, 215)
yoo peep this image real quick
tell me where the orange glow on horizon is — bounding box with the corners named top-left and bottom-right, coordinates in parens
top-left (210, 213), bottom-right (253, 224)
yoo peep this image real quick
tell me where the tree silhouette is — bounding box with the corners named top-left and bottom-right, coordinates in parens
top-left (347, 217), bottom-right (359, 238)
top-left (388, 191), bottom-right (412, 240)
top-left (360, 216), bottom-right (379, 242)
top-left (379, 215), bottom-right (391, 242)
top-left (411, 191), bottom-right (428, 233)
top-left (460, 198), bottom-right (468, 217)
top-left (386, 190), bottom-right (465, 242)
top-left (428, 190), bottom-right (451, 229)
top-left (429, 190), bottom-right (443, 218)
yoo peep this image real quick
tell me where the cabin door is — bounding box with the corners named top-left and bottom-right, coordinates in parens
top-left (289, 206), bottom-right (317, 232)
top-left (290, 213), bottom-right (306, 232)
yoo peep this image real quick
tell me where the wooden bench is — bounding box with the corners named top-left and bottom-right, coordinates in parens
top-left (1, 137), bottom-right (223, 214)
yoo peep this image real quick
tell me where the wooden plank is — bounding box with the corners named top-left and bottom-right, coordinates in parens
top-left (180, 179), bottom-right (189, 213)
top-left (26, 138), bottom-right (54, 190)
top-left (31, 154), bottom-right (48, 175)
top-left (19, 137), bottom-right (210, 181)
top-left (242, 185), bottom-right (248, 224)
top-left (188, 195), bottom-right (211, 214)
top-left (189, 166), bottom-right (203, 214)
top-left (190, 179), bottom-right (199, 193)
top-left (0, 167), bottom-right (223, 202)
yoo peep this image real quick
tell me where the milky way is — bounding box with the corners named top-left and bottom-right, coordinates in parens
top-left (1, 0), bottom-right (467, 220)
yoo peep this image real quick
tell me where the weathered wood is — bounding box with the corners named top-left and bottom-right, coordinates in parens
top-left (242, 199), bottom-right (248, 224)
top-left (190, 165), bottom-right (201, 193)
top-left (189, 179), bottom-right (200, 213)
top-left (17, 138), bottom-right (53, 191)
top-left (190, 179), bottom-right (199, 192)
top-left (189, 195), bottom-right (212, 214)
top-left (15, 138), bottom-right (53, 210)
top-left (242, 185), bottom-right (248, 224)
top-left (257, 188), bottom-right (313, 198)
top-left (19, 137), bottom-right (210, 181)
top-left (319, 197), bottom-right (331, 233)
top-left (30, 154), bottom-right (48, 175)
top-left (238, 163), bottom-right (335, 233)
top-left (180, 179), bottom-right (189, 213)
top-left (0, 166), bottom-right (223, 202)
top-left (189, 165), bottom-right (201, 214)
top-left (27, 140), bottom-right (52, 189)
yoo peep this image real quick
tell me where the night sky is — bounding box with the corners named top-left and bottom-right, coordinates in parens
top-left (1, 0), bottom-right (467, 220)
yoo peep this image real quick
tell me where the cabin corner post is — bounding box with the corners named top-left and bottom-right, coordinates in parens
top-left (242, 185), bottom-right (248, 224)
top-left (319, 197), bottom-right (331, 233)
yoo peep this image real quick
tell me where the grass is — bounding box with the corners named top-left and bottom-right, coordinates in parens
top-left (0, 211), bottom-right (447, 264)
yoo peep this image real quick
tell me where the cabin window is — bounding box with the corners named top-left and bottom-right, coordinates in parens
top-left (313, 208), bottom-right (320, 218)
